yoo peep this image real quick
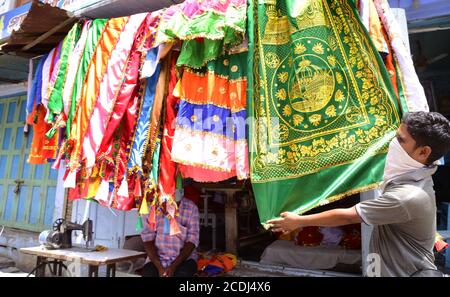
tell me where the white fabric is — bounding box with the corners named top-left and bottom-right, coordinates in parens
top-left (359, 0), bottom-right (370, 32)
top-left (41, 47), bottom-right (56, 109)
top-left (95, 180), bottom-right (110, 203)
top-left (383, 138), bottom-right (424, 183)
top-left (260, 240), bottom-right (361, 270)
top-left (63, 170), bottom-right (77, 189)
top-left (117, 177), bottom-right (129, 198)
top-left (374, 0), bottom-right (429, 112)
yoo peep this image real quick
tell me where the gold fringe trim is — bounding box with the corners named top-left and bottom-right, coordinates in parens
top-left (261, 182), bottom-right (381, 230)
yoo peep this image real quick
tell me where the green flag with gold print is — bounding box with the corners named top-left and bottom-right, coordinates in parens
top-left (247, 0), bottom-right (403, 225)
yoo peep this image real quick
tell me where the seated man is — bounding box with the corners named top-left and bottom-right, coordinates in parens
top-left (141, 190), bottom-right (200, 277)
top-left (269, 112), bottom-right (450, 277)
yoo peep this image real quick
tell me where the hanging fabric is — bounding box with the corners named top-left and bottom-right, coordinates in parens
top-left (171, 51), bottom-right (250, 182)
top-left (247, 0), bottom-right (403, 225)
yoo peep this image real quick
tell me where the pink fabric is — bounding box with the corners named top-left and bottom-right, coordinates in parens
top-left (178, 165), bottom-right (237, 183)
top-left (82, 14), bottom-right (149, 169)
top-left (171, 127), bottom-right (249, 181)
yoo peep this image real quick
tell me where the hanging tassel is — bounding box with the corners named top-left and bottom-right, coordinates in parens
top-left (173, 79), bottom-right (182, 98)
top-left (63, 170), bottom-right (77, 189)
top-left (95, 180), bottom-right (110, 203)
top-left (135, 216), bottom-right (144, 232)
top-left (148, 205), bottom-right (156, 231)
top-left (117, 177), bottom-right (129, 198)
top-left (139, 198), bottom-right (149, 215)
top-left (166, 199), bottom-right (177, 219)
top-left (169, 217), bottom-right (181, 236)
top-left (52, 148), bottom-right (65, 170)
top-left (134, 176), bottom-right (142, 197)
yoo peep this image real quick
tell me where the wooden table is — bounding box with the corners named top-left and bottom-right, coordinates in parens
top-left (20, 246), bottom-right (147, 277)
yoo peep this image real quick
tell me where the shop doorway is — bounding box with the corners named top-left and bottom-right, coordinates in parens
top-left (0, 94), bottom-right (58, 232)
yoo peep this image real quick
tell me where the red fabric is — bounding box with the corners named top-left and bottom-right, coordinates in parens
top-left (184, 185), bottom-right (201, 206)
top-left (435, 239), bottom-right (449, 253)
top-left (340, 224), bottom-right (362, 250)
top-left (157, 52), bottom-right (180, 204)
top-left (295, 227), bottom-right (323, 247)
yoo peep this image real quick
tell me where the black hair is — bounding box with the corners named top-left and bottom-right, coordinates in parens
top-left (402, 112), bottom-right (450, 165)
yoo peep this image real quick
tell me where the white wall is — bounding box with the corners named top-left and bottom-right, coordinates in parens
top-left (71, 199), bottom-right (139, 248)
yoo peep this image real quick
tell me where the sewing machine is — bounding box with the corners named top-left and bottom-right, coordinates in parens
top-left (39, 219), bottom-right (93, 250)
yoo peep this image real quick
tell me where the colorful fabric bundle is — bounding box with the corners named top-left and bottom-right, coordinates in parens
top-left (67, 17), bottom-right (129, 174)
top-left (25, 1), bottom-right (250, 213)
top-left (27, 54), bottom-right (60, 165)
top-left (197, 253), bottom-right (237, 277)
top-left (247, 0), bottom-right (403, 225)
top-left (171, 51), bottom-right (250, 182)
top-left (83, 13), bottom-right (150, 170)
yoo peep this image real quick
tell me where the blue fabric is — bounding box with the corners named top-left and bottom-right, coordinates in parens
top-left (127, 47), bottom-right (161, 173)
top-left (176, 100), bottom-right (247, 141)
top-left (27, 55), bottom-right (47, 114)
top-left (163, 217), bottom-right (170, 235)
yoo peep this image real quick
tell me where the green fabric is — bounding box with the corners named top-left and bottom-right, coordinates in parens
top-left (135, 216), bottom-right (144, 232)
top-left (47, 23), bottom-right (81, 123)
top-left (67, 19), bottom-right (108, 137)
top-left (247, 0), bottom-right (403, 225)
top-left (159, 8), bottom-right (246, 68)
top-left (188, 52), bottom-right (248, 80)
top-left (151, 139), bottom-right (161, 185)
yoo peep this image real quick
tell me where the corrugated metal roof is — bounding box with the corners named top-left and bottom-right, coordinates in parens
top-left (1, 1), bottom-right (75, 57)
top-left (76, 0), bottom-right (184, 18)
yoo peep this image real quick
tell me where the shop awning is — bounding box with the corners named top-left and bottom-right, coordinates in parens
top-left (0, 0), bottom-right (77, 57)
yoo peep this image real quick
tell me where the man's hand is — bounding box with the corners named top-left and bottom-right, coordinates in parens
top-left (157, 265), bottom-right (166, 277)
top-left (163, 264), bottom-right (177, 277)
top-left (267, 212), bottom-right (302, 234)
top-left (267, 207), bottom-right (362, 232)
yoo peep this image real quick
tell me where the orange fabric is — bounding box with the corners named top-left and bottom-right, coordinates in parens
top-left (381, 25), bottom-right (399, 100)
top-left (198, 253), bottom-right (237, 274)
top-left (27, 104), bottom-right (59, 164)
top-left (68, 17), bottom-right (129, 171)
top-left (181, 70), bottom-right (247, 112)
top-left (208, 254), bottom-right (236, 272)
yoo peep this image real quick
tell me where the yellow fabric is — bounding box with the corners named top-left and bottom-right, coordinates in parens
top-left (139, 198), bottom-right (150, 215)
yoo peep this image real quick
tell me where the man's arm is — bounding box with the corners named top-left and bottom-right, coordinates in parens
top-left (167, 242), bottom-right (196, 273)
top-left (268, 206), bottom-right (362, 233)
top-left (143, 240), bottom-right (164, 276)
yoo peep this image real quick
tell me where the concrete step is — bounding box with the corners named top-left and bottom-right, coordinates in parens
top-left (0, 256), bottom-right (15, 270)
top-left (0, 267), bottom-right (20, 274)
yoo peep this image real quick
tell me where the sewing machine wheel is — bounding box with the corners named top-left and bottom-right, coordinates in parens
top-left (53, 219), bottom-right (66, 231)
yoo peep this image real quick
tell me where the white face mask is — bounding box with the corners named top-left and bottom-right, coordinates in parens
top-left (383, 138), bottom-right (425, 182)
